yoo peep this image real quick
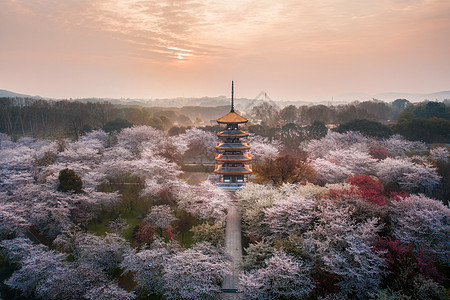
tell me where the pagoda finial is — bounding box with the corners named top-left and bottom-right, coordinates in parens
top-left (231, 81), bottom-right (234, 112)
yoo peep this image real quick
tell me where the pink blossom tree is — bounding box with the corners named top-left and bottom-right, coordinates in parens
top-left (176, 181), bottom-right (230, 224)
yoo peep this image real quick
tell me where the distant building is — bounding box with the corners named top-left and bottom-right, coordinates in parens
top-left (214, 82), bottom-right (252, 190)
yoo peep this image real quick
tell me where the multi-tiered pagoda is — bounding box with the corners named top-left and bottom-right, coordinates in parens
top-left (214, 82), bottom-right (252, 189)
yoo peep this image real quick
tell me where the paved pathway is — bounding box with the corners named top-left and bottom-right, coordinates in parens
top-left (222, 198), bottom-right (242, 299)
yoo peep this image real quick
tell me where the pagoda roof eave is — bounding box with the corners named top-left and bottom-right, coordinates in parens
top-left (214, 165), bottom-right (253, 174)
top-left (217, 112), bottom-right (248, 124)
top-left (217, 130), bottom-right (249, 137)
top-left (215, 153), bottom-right (252, 162)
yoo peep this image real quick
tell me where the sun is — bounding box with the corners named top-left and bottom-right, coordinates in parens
top-left (176, 53), bottom-right (184, 60)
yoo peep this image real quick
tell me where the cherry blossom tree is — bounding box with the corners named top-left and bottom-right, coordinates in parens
top-left (1, 237), bottom-right (67, 298)
top-left (144, 205), bottom-right (177, 232)
top-left (138, 152), bottom-right (183, 196)
top-left (381, 135), bottom-right (426, 157)
top-left (121, 239), bottom-right (180, 296)
top-left (247, 134), bottom-right (281, 163)
top-left (398, 162), bottom-right (441, 193)
top-left (377, 158), bottom-right (440, 193)
top-left (311, 158), bottom-right (352, 184)
top-left (376, 157), bottom-right (415, 185)
top-left (73, 233), bottom-right (131, 275)
top-left (430, 147), bottom-right (449, 162)
top-left (117, 125), bottom-right (167, 154)
top-left (0, 203), bottom-right (29, 238)
top-left (311, 148), bottom-right (377, 184)
top-left (176, 127), bottom-right (217, 162)
top-left (263, 195), bottom-right (316, 240)
top-left (303, 202), bottom-right (386, 298)
top-left (176, 180), bottom-right (230, 224)
top-left (162, 242), bottom-right (230, 299)
top-left (389, 194), bottom-right (450, 263)
top-left (325, 149), bottom-right (377, 175)
top-left (236, 183), bottom-right (281, 238)
top-left (305, 131), bottom-right (370, 159)
top-left (239, 250), bottom-right (314, 299)
top-left (1, 237), bottom-right (133, 300)
top-left (84, 283), bottom-right (135, 300)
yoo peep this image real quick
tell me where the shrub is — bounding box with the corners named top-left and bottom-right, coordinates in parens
top-left (57, 168), bottom-right (83, 193)
top-left (347, 174), bottom-right (386, 205)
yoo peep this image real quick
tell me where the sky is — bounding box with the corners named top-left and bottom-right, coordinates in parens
top-left (1, 0), bottom-right (449, 101)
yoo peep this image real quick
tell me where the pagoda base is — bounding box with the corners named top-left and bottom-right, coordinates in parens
top-left (207, 175), bottom-right (246, 191)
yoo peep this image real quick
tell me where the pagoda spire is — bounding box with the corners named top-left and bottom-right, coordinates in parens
top-left (231, 81), bottom-right (234, 112)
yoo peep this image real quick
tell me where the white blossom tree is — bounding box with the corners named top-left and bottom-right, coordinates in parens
top-left (311, 158), bottom-right (352, 184)
top-left (1, 237), bottom-right (67, 298)
top-left (303, 201), bottom-right (386, 298)
top-left (389, 194), bottom-right (450, 263)
top-left (430, 147), bottom-right (449, 162)
top-left (305, 131), bottom-right (370, 159)
top-left (1, 237), bottom-right (132, 300)
top-left (117, 125), bottom-right (167, 154)
top-left (398, 162), bottom-right (441, 193)
top-left (121, 239), bottom-right (179, 296)
top-left (162, 242), bottom-right (230, 299)
top-left (176, 127), bottom-right (218, 162)
top-left (176, 180), bottom-right (230, 224)
top-left (381, 135), bottom-right (426, 157)
top-left (377, 158), bottom-right (440, 193)
top-left (263, 195), bottom-right (316, 240)
top-left (144, 205), bottom-right (177, 231)
top-left (0, 203), bottom-right (29, 238)
top-left (239, 250), bottom-right (314, 299)
top-left (84, 283), bottom-right (136, 300)
top-left (73, 233), bottom-right (131, 275)
top-left (247, 134), bottom-right (281, 163)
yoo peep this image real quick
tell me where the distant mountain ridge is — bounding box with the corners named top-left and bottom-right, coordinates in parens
top-left (336, 91), bottom-right (450, 102)
top-left (1, 89), bottom-right (449, 110)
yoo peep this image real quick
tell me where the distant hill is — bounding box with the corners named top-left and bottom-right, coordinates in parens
top-left (336, 91), bottom-right (450, 102)
top-left (0, 89), bottom-right (35, 98)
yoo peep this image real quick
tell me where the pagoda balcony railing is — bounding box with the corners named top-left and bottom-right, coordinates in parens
top-left (214, 164), bottom-right (253, 174)
top-left (215, 153), bottom-right (252, 162)
top-left (215, 142), bottom-right (250, 150)
top-left (217, 130), bottom-right (249, 137)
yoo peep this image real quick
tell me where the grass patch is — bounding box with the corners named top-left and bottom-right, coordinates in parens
top-left (88, 179), bottom-right (202, 249)
top-left (87, 181), bottom-right (154, 243)
top-left (178, 230), bottom-right (195, 248)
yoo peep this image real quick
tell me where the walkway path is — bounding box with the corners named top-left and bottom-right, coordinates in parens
top-left (222, 197), bottom-right (242, 299)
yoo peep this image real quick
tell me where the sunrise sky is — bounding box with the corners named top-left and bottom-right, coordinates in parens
top-left (1, 0), bottom-right (449, 101)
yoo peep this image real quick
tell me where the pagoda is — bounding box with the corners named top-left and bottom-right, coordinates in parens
top-left (214, 81), bottom-right (252, 188)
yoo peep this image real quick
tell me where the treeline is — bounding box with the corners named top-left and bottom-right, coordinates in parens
top-left (0, 98), bottom-right (194, 140)
top-left (246, 99), bottom-right (450, 146)
top-left (252, 98), bottom-right (410, 126)
top-left (1, 97), bottom-right (449, 144)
